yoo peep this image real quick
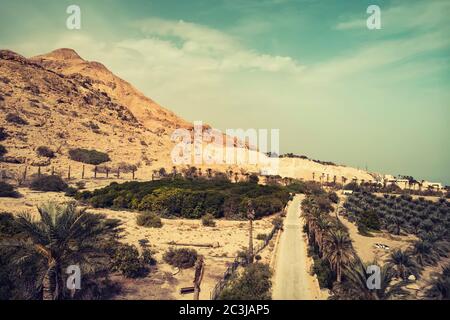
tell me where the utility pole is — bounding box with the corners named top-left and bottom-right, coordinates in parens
top-left (193, 256), bottom-right (205, 300)
top-left (247, 200), bottom-right (255, 264)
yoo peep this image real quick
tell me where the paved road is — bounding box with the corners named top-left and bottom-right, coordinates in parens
top-left (272, 194), bottom-right (322, 300)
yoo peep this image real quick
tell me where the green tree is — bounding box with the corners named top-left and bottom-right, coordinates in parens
top-left (323, 230), bottom-right (354, 283)
top-left (2, 202), bottom-right (121, 300)
top-left (386, 249), bottom-right (420, 280)
top-left (219, 263), bottom-right (272, 300)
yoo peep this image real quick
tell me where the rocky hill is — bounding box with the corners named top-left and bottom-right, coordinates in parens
top-left (0, 48), bottom-right (373, 183)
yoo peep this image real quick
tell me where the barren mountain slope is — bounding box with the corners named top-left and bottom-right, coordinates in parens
top-left (30, 48), bottom-right (192, 131)
top-left (0, 49), bottom-right (176, 177)
top-left (0, 48), bottom-right (373, 182)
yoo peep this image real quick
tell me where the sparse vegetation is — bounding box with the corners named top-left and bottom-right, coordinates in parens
top-left (163, 247), bottom-right (198, 269)
top-left (111, 244), bottom-right (151, 278)
top-left (136, 212), bottom-right (163, 228)
top-left (201, 213), bottom-right (216, 227)
top-left (0, 144), bottom-right (7, 158)
top-left (30, 175), bottom-right (68, 192)
top-left (256, 233), bottom-right (267, 241)
top-left (68, 148), bottom-right (110, 165)
top-left (64, 187), bottom-right (78, 197)
top-left (5, 113), bottom-right (28, 125)
top-left (0, 127), bottom-right (8, 141)
top-left (218, 263), bottom-right (272, 300)
top-left (0, 181), bottom-right (20, 198)
top-left (36, 146), bottom-right (55, 158)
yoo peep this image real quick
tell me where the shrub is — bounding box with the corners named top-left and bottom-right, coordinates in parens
top-left (0, 128), bottom-right (8, 141)
top-left (358, 210), bottom-right (381, 231)
top-left (30, 175), bottom-right (68, 192)
top-left (0, 181), bottom-right (20, 198)
top-left (328, 192), bottom-right (339, 204)
top-left (201, 213), bottom-right (216, 227)
top-left (311, 257), bottom-right (334, 289)
top-left (272, 216), bottom-right (283, 229)
top-left (163, 248), bottom-right (198, 269)
top-left (5, 113), bottom-right (28, 125)
top-left (0, 145), bottom-right (7, 158)
top-left (142, 248), bottom-right (157, 266)
top-left (64, 187), bottom-right (78, 197)
top-left (249, 174), bottom-right (259, 184)
top-left (116, 162), bottom-right (138, 173)
top-left (136, 212), bottom-right (163, 228)
top-left (256, 233), bottom-right (267, 241)
top-left (36, 146), bottom-right (55, 158)
top-left (219, 263), bottom-right (272, 300)
top-left (111, 244), bottom-right (148, 278)
top-left (75, 181), bottom-right (86, 189)
top-left (68, 148), bottom-right (110, 165)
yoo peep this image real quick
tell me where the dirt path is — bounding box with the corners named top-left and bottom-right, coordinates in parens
top-left (272, 194), bottom-right (323, 300)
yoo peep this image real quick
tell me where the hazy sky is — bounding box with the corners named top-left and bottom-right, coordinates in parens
top-left (0, 0), bottom-right (449, 184)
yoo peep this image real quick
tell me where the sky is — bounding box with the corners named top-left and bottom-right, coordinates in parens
top-left (0, 0), bottom-right (449, 184)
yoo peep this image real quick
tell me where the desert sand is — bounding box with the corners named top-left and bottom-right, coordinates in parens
top-left (0, 185), bottom-right (279, 300)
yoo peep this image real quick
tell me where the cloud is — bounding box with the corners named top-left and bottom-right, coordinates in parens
top-left (134, 18), bottom-right (305, 73)
top-left (335, 0), bottom-right (450, 32)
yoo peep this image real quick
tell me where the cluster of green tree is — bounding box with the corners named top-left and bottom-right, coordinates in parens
top-left (301, 192), bottom-right (445, 299)
top-left (344, 181), bottom-right (445, 197)
top-left (343, 192), bottom-right (449, 242)
top-left (0, 203), bottom-right (163, 300)
top-left (302, 193), bottom-right (354, 285)
top-left (75, 179), bottom-right (291, 220)
top-left (0, 203), bottom-right (124, 300)
top-left (278, 153), bottom-right (337, 166)
top-left (68, 148), bottom-right (110, 165)
top-left (425, 264), bottom-right (450, 300)
top-left (342, 193), bottom-right (449, 285)
top-left (218, 263), bottom-right (272, 300)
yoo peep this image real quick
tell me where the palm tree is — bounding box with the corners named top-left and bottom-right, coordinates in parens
top-left (206, 168), bottom-right (213, 179)
top-left (410, 240), bottom-right (440, 267)
top-left (323, 230), bottom-right (355, 282)
top-left (340, 258), bottom-right (406, 300)
top-left (425, 264), bottom-right (450, 300)
top-left (3, 202), bottom-right (120, 300)
top-left (387, 249), bottom-right (420, 280)
top-left (315, 215), bottom-right (333, 255)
